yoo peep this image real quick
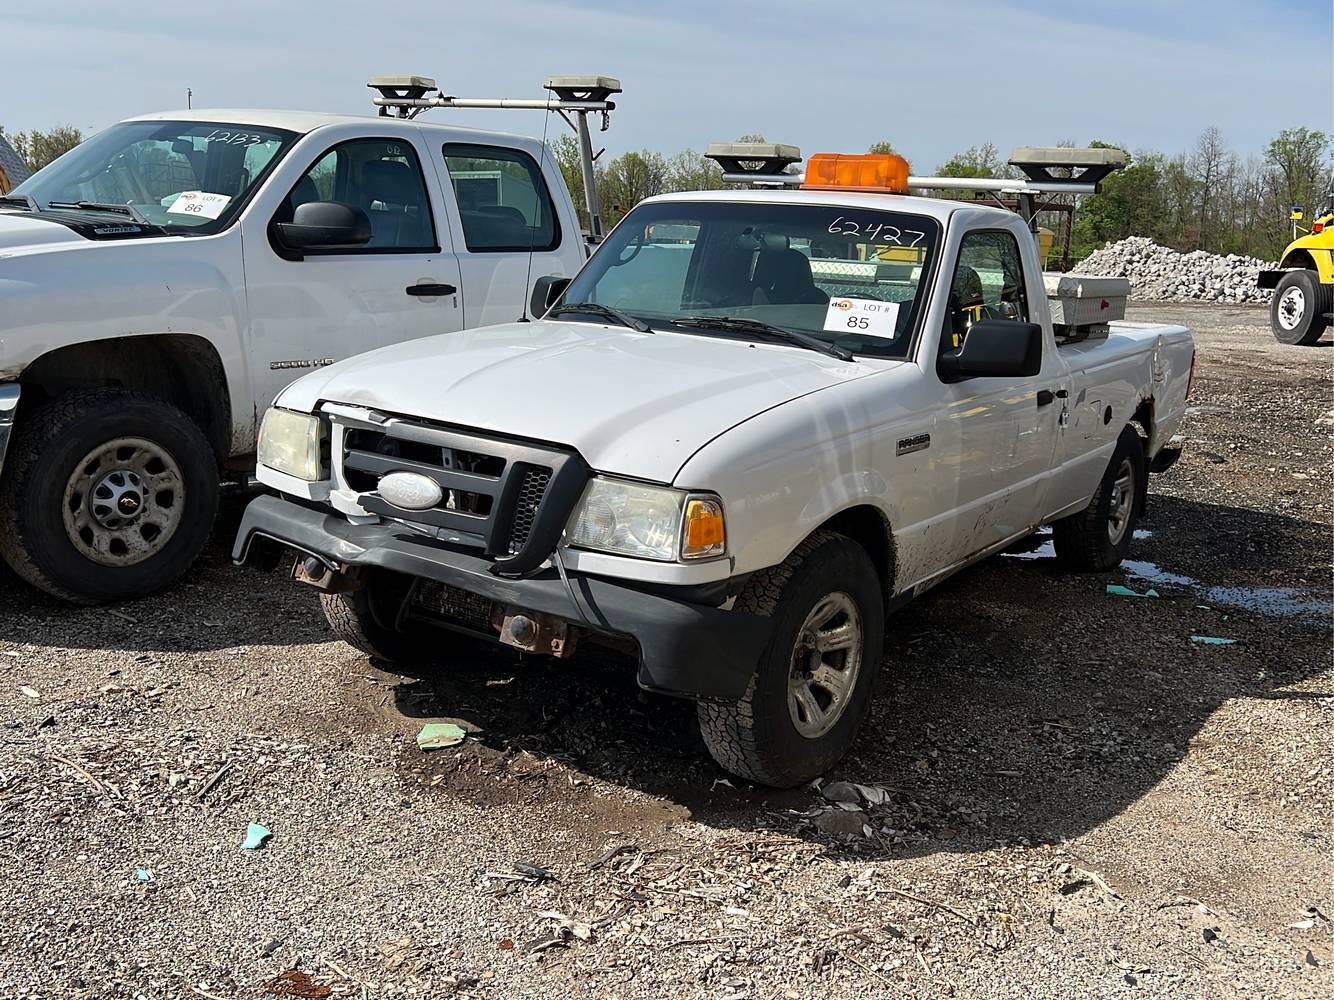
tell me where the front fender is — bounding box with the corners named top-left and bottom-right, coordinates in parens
top-left (675, 365), bottom-right (928, 589)
top-left (0, 232), bottom-right (252, 449)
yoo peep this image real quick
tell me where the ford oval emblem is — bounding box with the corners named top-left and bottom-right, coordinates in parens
top-left (378, 471), bottom-right (443, 511)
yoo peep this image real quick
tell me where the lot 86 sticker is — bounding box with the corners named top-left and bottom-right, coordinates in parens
top-left (823, 297), bottom-right (899, 340)
top-left (166, 191), bottom-right (231, 219)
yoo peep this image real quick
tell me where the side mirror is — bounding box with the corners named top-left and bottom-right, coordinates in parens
top-left (938, 320), bottom-right (1042, 382)
top-left (273, 201), bottom-right (372, 250)
top-left (530, 275), bottom-right (571, 318)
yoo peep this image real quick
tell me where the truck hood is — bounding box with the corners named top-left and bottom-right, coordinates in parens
top-left (0, 211), bottom-right (89, 254)
top-left (278, 320), bottom-right (878, 483)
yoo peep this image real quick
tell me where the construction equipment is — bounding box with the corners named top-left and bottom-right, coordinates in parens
top-left (1257, 200), bottom-right (1334, 345)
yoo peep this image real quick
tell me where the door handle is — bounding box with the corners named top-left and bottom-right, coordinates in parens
top-left (1036, 389), bottom-right (1055, 406)
top-left (406, 283), bottom-right (456, 297)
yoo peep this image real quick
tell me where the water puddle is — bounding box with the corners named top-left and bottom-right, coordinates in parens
top-left (1003, 534), bottom-right (1055, 560)
top-left (1000, 532), bottom-right (1330, 620)
top-left (1200, 586), bottom-right (1333, 619)
top-left (1122, 560), bottom-right (1197, 587)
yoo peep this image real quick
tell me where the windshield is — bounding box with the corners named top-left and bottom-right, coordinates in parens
top-left (561, 200), bottom-right (940, 357)
top-left (11, 120), bottom-right (298, 232)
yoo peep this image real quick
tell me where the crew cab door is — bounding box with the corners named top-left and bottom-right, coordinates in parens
top-left (932, 225), bottom-right (1066, 561)
top-left (240, 123), bottom-right (464, 412)
top-left (428, 141), bottom-right (574, 328)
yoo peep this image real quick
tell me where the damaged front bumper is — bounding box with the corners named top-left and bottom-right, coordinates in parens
top-left (232, 494), bottom-right (771, 701)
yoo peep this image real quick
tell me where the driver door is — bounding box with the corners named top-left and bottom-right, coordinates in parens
top-left (934, 227), bottom-right (1065, 561)
top-left (241, 126), bottom-right (464, 413)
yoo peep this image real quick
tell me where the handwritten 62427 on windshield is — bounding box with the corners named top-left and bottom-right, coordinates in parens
top-left (827, 217), bottom-right (926, 247)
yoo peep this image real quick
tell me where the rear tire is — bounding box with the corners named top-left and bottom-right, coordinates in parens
top-left (1270, 269), bottom-right (1331, 346)
top-left (1051, 425), bottom-right (1146, 571)
top-left (0, 389), bottom-right (218, 604)
top-left (696, 530), bottom-right (885, 788)
top-left (321, 574), bottom-right (436, 663)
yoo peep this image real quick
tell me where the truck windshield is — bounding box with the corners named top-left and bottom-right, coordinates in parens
top-left (10, 120), bottom-right (299, 233)
top-left (561, 200), bottom-right (940, 358)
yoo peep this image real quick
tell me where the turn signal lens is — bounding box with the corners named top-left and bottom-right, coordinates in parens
top-left (802, 152), bottom-right (910, 193)
top-left (1313, 222), bottom-right (1324, 233)
top-left (681, 497), bottom-right (726, 559)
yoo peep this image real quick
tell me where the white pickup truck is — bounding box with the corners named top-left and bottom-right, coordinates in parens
top-left (0, 77), bottom-right (608, 603)
top-left (233, 148), bottom-right (1194, 786)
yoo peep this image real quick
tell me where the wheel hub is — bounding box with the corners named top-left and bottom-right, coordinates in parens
top-left (787, 591), bottom-right (864, 740)
top-left (1277, 286), bottom-right (1305, 330)
top-left (1107, 458), bottom-right (1135, 545)
top-left (62, 437), bottom-right (185, 567)
top-left (92, 470), bottom-right (147, 527)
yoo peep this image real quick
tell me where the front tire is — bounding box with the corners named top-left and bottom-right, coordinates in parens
top-left (697, 530), bottom-right (885, 788)
top-left (321, 574), bottom-right (436, 664)
top-left (1051, 425), bottom-right (1146, 571)
top-left (1270, 269), bottom-right (1331, 346)
top-left (0, 389), bottom-right (219, 604)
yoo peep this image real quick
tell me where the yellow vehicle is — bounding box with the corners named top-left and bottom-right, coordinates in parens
top-left (1257, 205), bottom-right (1334, 345)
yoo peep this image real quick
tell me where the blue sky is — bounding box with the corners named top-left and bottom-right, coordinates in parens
top-left (2, 0), bottom-right (1330, 170)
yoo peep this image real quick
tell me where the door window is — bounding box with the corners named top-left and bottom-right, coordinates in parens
top-left (941, 230), bottom-right (1030, 352)
top-left (442, 143), bottom-right (560, 252)
top-left (278, 138), bottom-right (437, 251)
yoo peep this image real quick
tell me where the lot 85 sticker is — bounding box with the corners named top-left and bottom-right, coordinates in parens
top-left (823, 297), bottom-right (899, 340)
top-left (166, 191), bottom-right (231, 219)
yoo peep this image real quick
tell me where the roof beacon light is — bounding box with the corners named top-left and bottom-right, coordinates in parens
top-left (704, 143), bottom-right (802, 176)
top-left (802, 153), bottom-right (910, 194)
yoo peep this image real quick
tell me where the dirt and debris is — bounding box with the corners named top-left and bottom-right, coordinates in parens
top-left (0, 304), bottom-right (1329, 998)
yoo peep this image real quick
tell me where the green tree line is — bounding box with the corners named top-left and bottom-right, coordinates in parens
top-left (555, 126), bottom-right (1331, 262)
top-left (0, 124), bottom-right (84, 173)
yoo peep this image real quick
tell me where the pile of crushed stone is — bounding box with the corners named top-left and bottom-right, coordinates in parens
top-left (1076, 236), bottom-right (1276, 304)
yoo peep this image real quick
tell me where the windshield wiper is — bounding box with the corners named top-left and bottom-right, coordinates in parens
top-left (670, 316), bottom-right (854, 361)
top-left (0, 194), bottom-right (37, 212)
top-left (547, 301), bottom-right (652, 333)
top-left (46, 200), bottom-right (150, 224)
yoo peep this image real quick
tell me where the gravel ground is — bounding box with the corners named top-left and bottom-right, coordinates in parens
top-left (1, 303), bottom-right (1331, 1000)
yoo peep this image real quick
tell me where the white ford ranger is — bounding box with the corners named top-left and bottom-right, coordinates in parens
top-left (233, 148), bottom-right (1194, 786)
top-left (0, 75), bottom-right (612, 603)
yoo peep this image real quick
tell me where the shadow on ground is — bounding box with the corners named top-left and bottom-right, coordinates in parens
top-left (0, 486), bottom-right (329, 652)
top-left (381, 494), bottom-right (1332, 859)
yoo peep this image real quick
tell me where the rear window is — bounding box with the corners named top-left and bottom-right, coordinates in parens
top-left (442, 143), bottom-right (560, 252)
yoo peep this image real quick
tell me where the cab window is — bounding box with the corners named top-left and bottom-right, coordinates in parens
top-left (941, 230), bottom-right (1030, 352)
top-left (442, 143), bottom-right (559, 252)
top-left (278, 138), bottom-right (437, 251)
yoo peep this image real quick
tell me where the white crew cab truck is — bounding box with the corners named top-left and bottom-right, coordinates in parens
top-left (0, 75), bottom-right (617, 603)
top-left (233, 147), bottom-right (1194, 786)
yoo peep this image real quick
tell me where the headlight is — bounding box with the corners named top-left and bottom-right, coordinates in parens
top-left (565, 478), bottom-right (726, 561)
top-left (257, 407), bottom-right (326, 481)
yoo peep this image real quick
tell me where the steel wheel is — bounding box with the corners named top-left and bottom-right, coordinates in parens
top-left (1107, 458), bottom-right (1135, 546)
top-left (787, 591), bottom-right (864, 739)
top-left (61, 437), bottom-right (185, 567)
top-left (1276, 285), bottom-right (1305, 331)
